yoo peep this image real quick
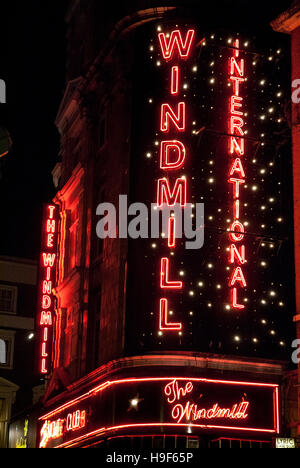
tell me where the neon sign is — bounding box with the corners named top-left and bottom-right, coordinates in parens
top-left (164, 379), bottom-right (249, 423)
top-left (40, 410), bottom-right (86, 449)
top-left (36, 204), bottom-right (59, 375)
top-left (39, 375), bottom-right (279, 447)
top-left (16, 419), bottom-right (29, 449)
top-left (157, 29), bottom-right (195, 331)
top-left (228, 39), bottom-right (247, 309)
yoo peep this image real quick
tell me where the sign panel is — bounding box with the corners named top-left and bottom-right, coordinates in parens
top-left (36, 204), bottom-right (59, 375)
top-left (39, 376), bottom-right (279, 448)
top-left (275, 438), bottom-right (296, 448)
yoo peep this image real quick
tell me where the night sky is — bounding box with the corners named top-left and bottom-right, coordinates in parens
top-left (0, 0), bottom-right (293, 261)
top-left (0, 0), bottom-right (68, 260)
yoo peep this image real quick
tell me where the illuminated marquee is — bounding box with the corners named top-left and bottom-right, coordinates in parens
top-left (39, 376), bottom-right (279, 448)
top-left (40, 410), bottom-right (86, 449)
top-left (157, 28), bottom-right (195, 331)
top-left (164, 379), bottom-right (249, 423)
top-left (36, 204), bottom-right (59, 375)
top-left (228, 39), bottom-right (247, 310)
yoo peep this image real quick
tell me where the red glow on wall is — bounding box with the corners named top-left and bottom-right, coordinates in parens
top-left (168, 216), bottom-right (176, 248)
top-left (36, 204), bottom-right (59, 375)
top-left (160, 257), bottom-right (183, 289)
top-left (171, 66), bottom-right (179, 95)
top-left (157, 178), bottom-right (187, 208)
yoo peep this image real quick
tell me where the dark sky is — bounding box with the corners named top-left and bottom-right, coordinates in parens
top-left (0, 0), bottom-right (68, 260)
top-left (0, 0), bottom-right (293, 261)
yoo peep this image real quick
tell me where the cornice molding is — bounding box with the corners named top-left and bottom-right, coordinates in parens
top-left (271, 3), bottom-right (300, 34)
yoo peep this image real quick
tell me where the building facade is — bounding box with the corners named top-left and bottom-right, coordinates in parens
top-left (36, 1), bottom-right (298, 448)
top-left (0, 256), bottom-right (37, 448)
top-left (271, 0), bottom-right (300, 442)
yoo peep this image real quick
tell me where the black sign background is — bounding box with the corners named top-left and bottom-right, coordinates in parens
top-left (39, 377), bottom-right (279, 448)
top-left (35, 203), bottom-right (59, 376)
top-left (125, 20), bottom-right (294, 360)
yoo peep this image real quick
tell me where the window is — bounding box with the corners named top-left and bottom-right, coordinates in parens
top-left (0, 339), bottom-right (7, 364)
top-left (0, 331), bottom-right (15, 369)
top-left (209, 438), bottom-right (271, 448)
top-left (0, 286), bottom-right (17, 314)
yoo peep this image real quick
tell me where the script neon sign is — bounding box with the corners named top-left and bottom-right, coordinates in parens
top-left (40, 410), bottom-right (86, 449)
top-left (39, 375), bottom-right (279, 448)
top-left (164, 379), bottom-right (249, 423)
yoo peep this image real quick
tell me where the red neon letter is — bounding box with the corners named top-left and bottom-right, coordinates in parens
top-left (161, 102), bottom-right (186, 132)
top-left (160, 140), bottom-right (186, 170)
top-left (158, 29), bottom-right (195, 60)
top-left (160, 258), bottom-right (183, 289)
top-left (233, 199), bottom-right (240, 219)
top-left (48, 206), bottom-right (56, 219)
top-left (40, 311), bottom-right (53, 326)
top-left (171, 66), bottom-right (179, 95)
top-left (159, 298), bottom-right (182, 330)
top-left (157, 178), bottom-right (186, 207)
top-left (230, 116), bottom-right (244, 136)
top-left (230, 266), bottom-right (247, 288)
top-left (230, 95), bottom-right (243, 116)
top-left (43, 253), bottom-right (56, 267)
top-left (230, 76), bottom-right (244, 96)
top-left (43, 281), bottom-right (53, 295)
top-left (231, 287), bottom-right (245, 310)
top-left (229, 178), bottom-right (245, 198)
top-left (230, 137), bottom-right (244, 156)
top-left (47, 220), bottom-right (56, 234)
top-left (41, 359), bottom-right (48, 374)
top-left (229, 244), bottom-right (246, 265)
top-left (230, 58), bottom-right (244, 77)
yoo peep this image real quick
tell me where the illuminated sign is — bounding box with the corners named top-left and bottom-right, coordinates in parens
top-left (228, 38), bottom-right (247, 310)
top-left (275, 438), bottom-right (296, 448)
top-left (39, 376), bottom-right (279, 448)
top-left (36, 204), bottom-right (59, 375)
top-left (16, 419), bottom-right (29, 449)
top-left (40, 410), bottom-right (87, 449)
top-left (157, 29), bottom-right (196, 332)
top-left (124, 21), bottom-right (292, 358)
top-left (164, 379), bottom-right (249, 423)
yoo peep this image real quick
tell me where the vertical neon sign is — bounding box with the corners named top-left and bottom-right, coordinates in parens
top-left (228, 39), bottom-right (247, 309)
top-left (157, 29), bottom-right (195, 331)
top-left (37, 204), bottom-right (59, 375)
